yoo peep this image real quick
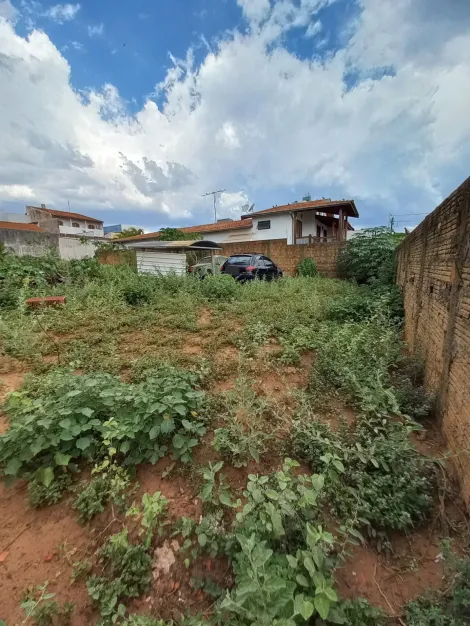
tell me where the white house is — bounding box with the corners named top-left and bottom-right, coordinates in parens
top-left (26, 205), bottom-right (104, 238)
top-left (118, 198), bottom-right (358, 247)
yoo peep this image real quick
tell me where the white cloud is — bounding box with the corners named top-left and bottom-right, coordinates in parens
top-left (0, 0), bottom-right (17, 21)
top-left (45, 3), bottom-right (80, 23)
top-left (305, 20), bottom-right (321, 37)
top-left (0, 0), bottom-right (469, 226)
top-left (87, 22), bottom-right (103, 37)
top-left (237, 0), bottom-right (271, 25)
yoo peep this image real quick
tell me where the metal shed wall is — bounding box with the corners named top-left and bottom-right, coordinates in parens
top-left (136, 250), bottom-right (186, 276)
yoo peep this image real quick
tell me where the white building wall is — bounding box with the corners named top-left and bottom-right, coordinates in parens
top-left (252, 214), bottom-right (293, 243)
top-left (58, 217), bottom-right (104, 238)
top-left (301, 212), bottom-right (331, 238)
top-left (136, 251), bottom-right (186, 276)
top-left (59, 238), bottom-right (96, 260)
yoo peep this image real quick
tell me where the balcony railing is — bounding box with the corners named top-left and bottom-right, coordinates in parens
top-left (295, 235), bottom-right (340, 244)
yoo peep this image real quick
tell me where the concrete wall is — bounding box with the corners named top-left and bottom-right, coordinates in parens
top-left (0, 228), bottom-right (59, 256)
top-left (220, 238), bottom-right (344, 277)
top-left (59, 237), bottom-right (96, 260)
top-left (396, 176), bottom-right (470, 505)
top-left (251, 214), bottom-right (293, 243)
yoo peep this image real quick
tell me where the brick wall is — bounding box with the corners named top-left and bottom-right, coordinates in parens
top-left (396, 177), bottom-right (470, 505)
top-left (220, 239), bottom-right (344, 277)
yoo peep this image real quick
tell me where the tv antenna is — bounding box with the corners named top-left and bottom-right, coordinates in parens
top-left (202, 189), bottom-right (225, 223)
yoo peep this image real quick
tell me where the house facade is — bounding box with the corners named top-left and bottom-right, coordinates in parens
top-left (26, 205), bottom-right (104, 238)
top-left (118, 198), bottom-right (358, 247)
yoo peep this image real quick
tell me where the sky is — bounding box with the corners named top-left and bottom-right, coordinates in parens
top-left (0, 0), bottom-right (469, 232)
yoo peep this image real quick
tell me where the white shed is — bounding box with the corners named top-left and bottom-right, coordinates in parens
top-left (124, 240), bottom-right (223, 276)
top-left (136, 250), bottom-right (186, 276)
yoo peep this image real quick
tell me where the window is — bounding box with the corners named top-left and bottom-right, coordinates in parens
top-left (257, 220), bottom-right (271, 230)
top-left (72, 222), bottom-right (80, 228)
top-left (226, 256), bottom-right (253, 265)
top-left (58, 220), bottom-right (63, 226)
top-left (261, 256), bottom-right (275, 268)
top-left (88, 224), bottom-right (95, 230)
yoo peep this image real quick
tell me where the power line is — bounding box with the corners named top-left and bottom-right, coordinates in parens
top-left (202, 189), bottom-right (225, 223)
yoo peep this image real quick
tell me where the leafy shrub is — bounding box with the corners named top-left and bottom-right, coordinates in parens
top-left (0, 367), bottom-right (206, 488)
top-left (21, 582), bottom-right (74, 626)
top-left (290, 415), bottom-right (434, 532)
top-left (87, 529), bottom-right (152, 621)
top-left (213, 423), bottom-right (270, 467)
top-left (121, 282), bottom-right (152, 306)
top-left (337, 227), bottom-right (404, 285)
top-left (28, 473), bottom-right (73, 508)
top-left (199, 274), bottom-right (238, 301)
top-left (74, 464), bottom-right (131, 523)
top-left (341, 598), bottom-right (387, 625)
top-left (296, 257), bottom-right (318, 277)
top-left (198, 461), bottom-right (233, 507)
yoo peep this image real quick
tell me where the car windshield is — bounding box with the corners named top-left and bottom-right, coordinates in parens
top-left (227, 256), bottom-right (252, 265)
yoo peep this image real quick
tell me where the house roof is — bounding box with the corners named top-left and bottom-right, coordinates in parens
top-left (0, 221), bottom-right (45, 232)
top-left (117, 218), bottom-right (253, 243)
top-left (27, 206), bottom-right (103, 224)
top-left (249, 199), bottom-right (359, 218)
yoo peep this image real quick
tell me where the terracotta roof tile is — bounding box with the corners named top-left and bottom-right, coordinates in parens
top-left (117, 218), bottom-right (252, 243)
top-left (250, 199), bottom-right (358, 218)
top-left (28, 206), bottom-right (103, 223)
top-left (0, 221), bottom-right (45, 232)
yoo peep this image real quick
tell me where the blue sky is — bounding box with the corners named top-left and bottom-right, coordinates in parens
top-left (1, 0), bottom-right (470, 231)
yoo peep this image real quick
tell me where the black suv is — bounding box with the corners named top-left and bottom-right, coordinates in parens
top-left (220, 254), bottom-right (283, 281)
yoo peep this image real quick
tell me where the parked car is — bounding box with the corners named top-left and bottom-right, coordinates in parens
top-left (188, 255), bottom-right (227, 278)
top-left (220, 254), bottom-right (283, 281)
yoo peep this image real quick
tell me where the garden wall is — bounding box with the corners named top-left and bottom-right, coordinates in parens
top-left (0, 228), bottom-right (59, 256)
top-left (396, 176), bottom-right (470, 505)
top-left (220, 239), bottom-right (344, 277)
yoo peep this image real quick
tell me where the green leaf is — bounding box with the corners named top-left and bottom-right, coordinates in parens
top-left (324, 587), bottom-right (338, 602)
top-left (160, 417), bottom-right (175, 434)
top-left (286, 555), bottom-right (298, 568)
top-left (314, 594), bottom-right (330, 620)
top-left (59, 418), bottom-right (72, 429)
top-left (174, 405), bottom-right (186, 416)
top-left (54, 453), bottom-right (71, 466)
top-left (172, 433), bottom-right (185, 449)
top-left (219, 491), bottom-right (233, 507)
top-left (332, 459), bottom-right (345, 473)
top-left (296, 574), bottom-right (309, 587)
top-left (300, 600), bottom-right (314, 620)
top-left (76, 436), bottom-right (92, 451)
top-left (266, 489), bottom-right (279, 500)
top-left (213, 461), bottom-right (224, 473)
top-left (303, 555), bottom-right (316, 577)
top-left (79, 407), bottom-right (94, 417)
top-left (42, 467), bottom-right (55, 487)
top-left (5, 458), bottom-right (21, 476)
top-left (270, 509), bottom-right (284, 537)
top-left (198, 533), bottom-right (207, 547)
top-left (149, 424), bottom-right (160, 440)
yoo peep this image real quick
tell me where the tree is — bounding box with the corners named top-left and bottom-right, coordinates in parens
top-left (337, 227), bottom-right (405, 285)
top-left (158, 228), bottom-right (201, 241)
top-left (115, 227), bottom-right (144, 239)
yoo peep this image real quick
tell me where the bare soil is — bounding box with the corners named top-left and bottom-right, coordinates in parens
top-left (0, 310), bottom-right (468, 625)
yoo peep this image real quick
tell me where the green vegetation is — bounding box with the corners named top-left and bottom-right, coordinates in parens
top-left (337, 226), bottom-right (405, 285)
top-left (0, 245), bottom-right (459, 626)
top-left (296, 257), bottom-right (317, 277)
top-left (405, 544), bottom-right (470, 626)
top-left (21, 582), bottom-right (74, 626)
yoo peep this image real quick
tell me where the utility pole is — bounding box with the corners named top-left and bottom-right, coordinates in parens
top-left (202, 189), bottom-right (225, 223)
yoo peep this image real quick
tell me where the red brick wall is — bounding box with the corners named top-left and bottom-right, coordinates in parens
top-left (220, 239), bottom-right (344, 277)
top-left (396, 177), bottom-right (470, 505)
